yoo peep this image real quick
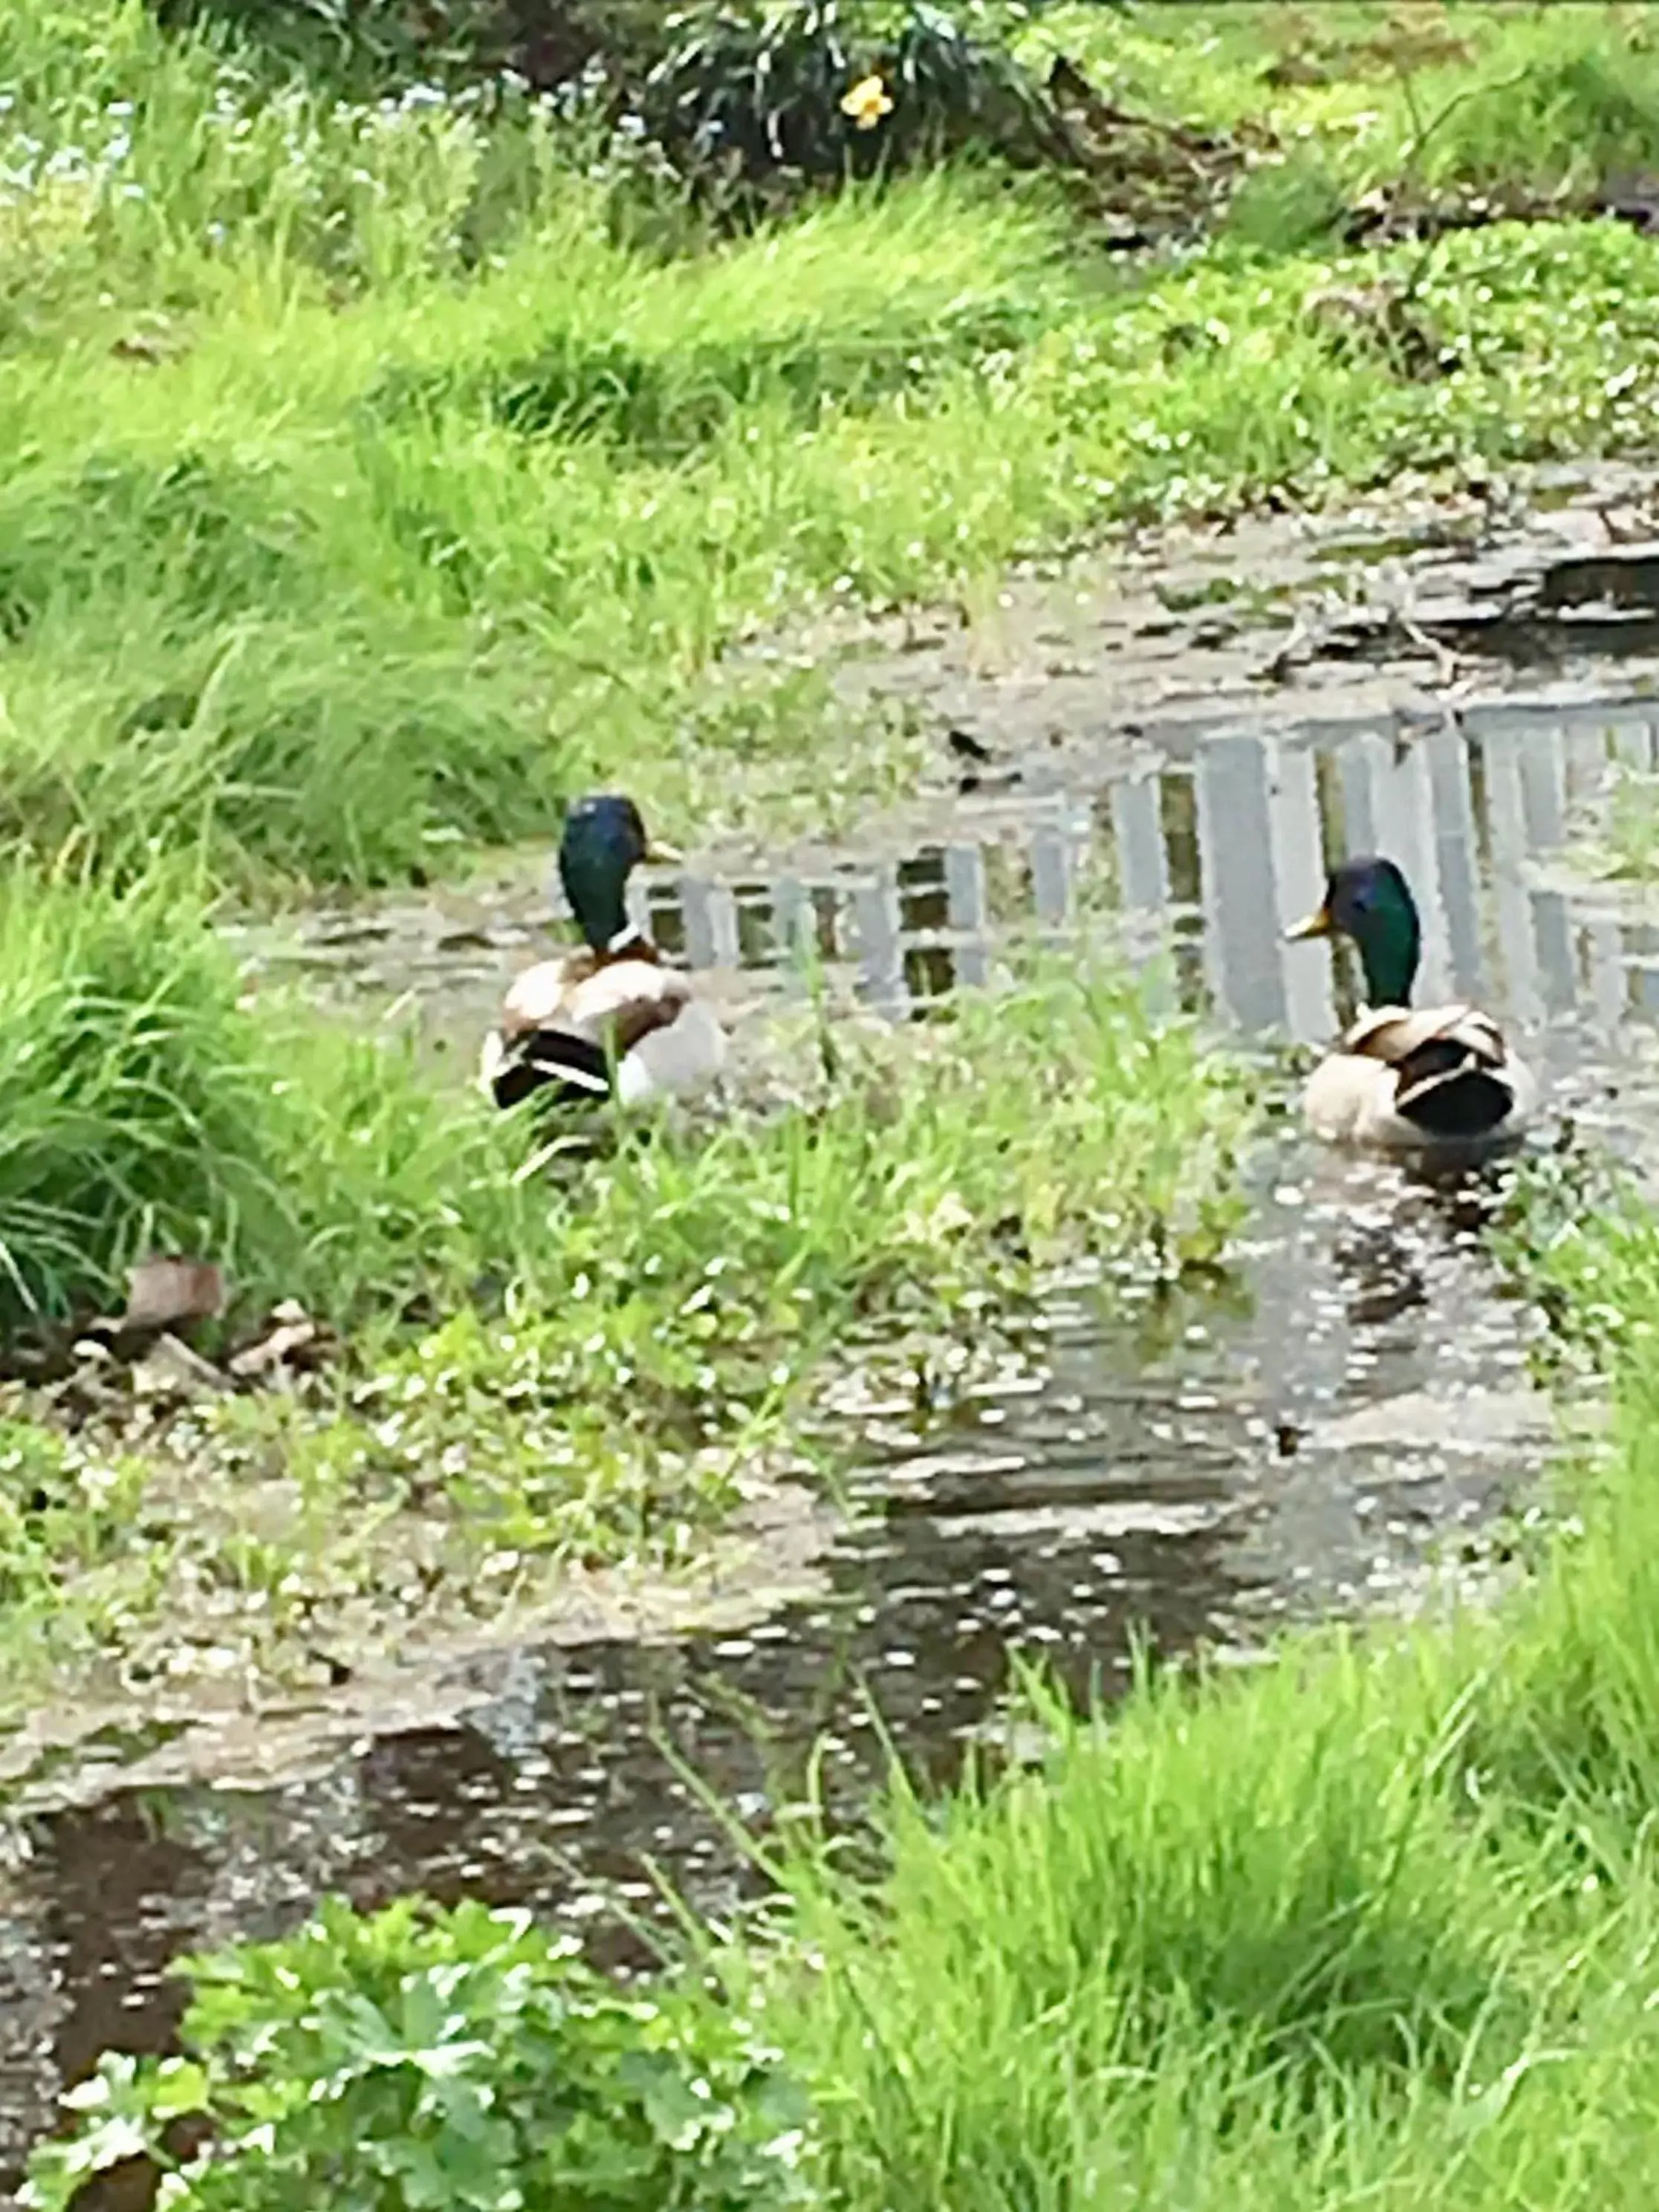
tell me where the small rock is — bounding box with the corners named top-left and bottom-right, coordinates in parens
top-left (132, 1333), bottom-right (230, 1402)
top-left (228, 1301), bottom-right (327, 1381)
top-left (123, 1256), bottom-right (226, 1332)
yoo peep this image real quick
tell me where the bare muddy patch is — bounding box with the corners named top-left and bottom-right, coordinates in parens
top-left (763, 458), bottom-right (1659, 803)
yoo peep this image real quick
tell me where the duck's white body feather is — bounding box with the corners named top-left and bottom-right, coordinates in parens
top-left (481, 949), bottom-right (725, 1109)
top-left (1302, 1002), bottom-right (1536, 1162)
top-left (611, 996), bottom-right (727, 1103)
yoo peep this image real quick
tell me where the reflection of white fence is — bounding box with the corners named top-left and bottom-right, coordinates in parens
top-left (854, 863), bottom-right (905, 1013)
top-left (634, 698), bottom-right (1659, 1042)
top-left (944, 843), bottom-right (989, 989)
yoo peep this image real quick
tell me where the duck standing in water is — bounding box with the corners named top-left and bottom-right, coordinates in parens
top-left (1284, 855), bottom-right (1536, 1161)
top-left (480, 794), bottom-right (727, 1112)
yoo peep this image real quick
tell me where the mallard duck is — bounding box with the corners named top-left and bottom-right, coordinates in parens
top-left (1284, 855), bottom-right (1536, 1160)
top-left (480, 794), bottom-right (727, 1112)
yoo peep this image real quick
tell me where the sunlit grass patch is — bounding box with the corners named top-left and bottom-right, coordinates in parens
top-left (0, 167), bottom-right (1084, 881)
top-left (7, 7), bottom-right (1659, 886)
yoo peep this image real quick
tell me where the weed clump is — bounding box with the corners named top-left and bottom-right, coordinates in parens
top-left (0, 859), bottom-right (529, 1330)
top-left (22, 1895), bottom-right (815, 2212)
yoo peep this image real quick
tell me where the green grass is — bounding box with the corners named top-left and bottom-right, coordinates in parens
top-left (710, 1205), bottom-right (1659, 2211)
top-left (1027, 2), bottom-right (1659, 209)
top-left (0, 171), bottom-right (1070, 881)
top-left (33, 1166), bottom-right (1659, 2209)
top-left (7, 4), bottom-right (1659, 884)
top-left (0, 885), bottom-right (1253, 1710)
top-left (1571, 760), bottom-right (1659, 889)
top-left (0, 857), bottom-right (542, 1326)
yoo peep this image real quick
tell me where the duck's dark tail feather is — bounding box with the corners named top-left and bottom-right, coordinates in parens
top-left (1394, 1063), bottom-right (1513, 1139)
top-left (490, 1029), bottom-right (613, 1112)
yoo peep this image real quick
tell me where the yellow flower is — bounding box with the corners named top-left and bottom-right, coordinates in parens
top-left (840, 73), bottom-right (894, 130)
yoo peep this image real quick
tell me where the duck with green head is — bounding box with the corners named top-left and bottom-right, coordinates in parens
top-left (1285, 855), bottom-right (1536, 1159)
top-left (479, 794), bottom-right (727, 1112)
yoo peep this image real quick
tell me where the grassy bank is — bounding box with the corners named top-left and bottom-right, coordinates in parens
top-left (33, 1173), bottom-right (1659, 2210)
top-left (6, 4), bottom-right (1659, 883)
top-left (23, 4), bottom-right (1659, 2199)
top-left (721, 1173), bottom-right (1659, 2211)
top-left (0, 877), bottom-right (1251, 1713)
top-left (759, 1395), bottom-right (1659, 2212)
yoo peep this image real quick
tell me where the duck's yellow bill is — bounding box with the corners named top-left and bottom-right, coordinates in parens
top-left (1285, 902), bottom-right (1332, 941)
top-left (645, 837), bottom-right (684, 866)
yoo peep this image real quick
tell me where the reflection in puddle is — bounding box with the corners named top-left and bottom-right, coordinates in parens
top-left (231, 694), bottom-right (1659, 1067)
top-left (6, 694), bottom-right (1659, 2185)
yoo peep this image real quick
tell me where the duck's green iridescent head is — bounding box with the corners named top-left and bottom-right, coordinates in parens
top-left (1285, 854), bottom-right (1421, 1007)
top-left (557, 794), bottom-right (681, 951)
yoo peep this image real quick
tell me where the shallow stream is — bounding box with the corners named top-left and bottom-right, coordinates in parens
top-left (10, 613), bottom-right (1659, 2185)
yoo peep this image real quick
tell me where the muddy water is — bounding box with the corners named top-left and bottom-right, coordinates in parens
top-left (7, 686), bottom-right (1659, 2185)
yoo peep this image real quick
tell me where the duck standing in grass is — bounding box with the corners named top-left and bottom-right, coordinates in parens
top-left (1284, 854), bottom-right (1536, 1162)
top-left (481, 794), bottom-right (727, 1112)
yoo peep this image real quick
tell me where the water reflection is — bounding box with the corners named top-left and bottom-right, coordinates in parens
top-left (237, 694), bottom-right (1659, 1065)
top-left (649, 696), bottom-right (1658, 1047)
top-left (10, 697), bottom-right (1658, 2189)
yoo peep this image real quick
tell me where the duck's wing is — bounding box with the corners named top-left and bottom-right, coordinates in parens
top-left (488, 956), bottom-right (708, 1110)
top-left (557, 957), bottom-right (698, 1056)
top-left (499, 953), bottom-right (687, 1052)
top-left (1337, 1003), bottom-right (1507, 1076)
top-left (499, 956), bottom-right (584, 1040)
top-left (1337, 1003), bottom-right (1524, 1143)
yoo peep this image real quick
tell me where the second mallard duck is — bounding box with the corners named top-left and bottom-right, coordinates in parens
top-left (480, 794), bottom-right (727, 1112)
top-left (1285, 855), bottom-right (1536, 1161)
